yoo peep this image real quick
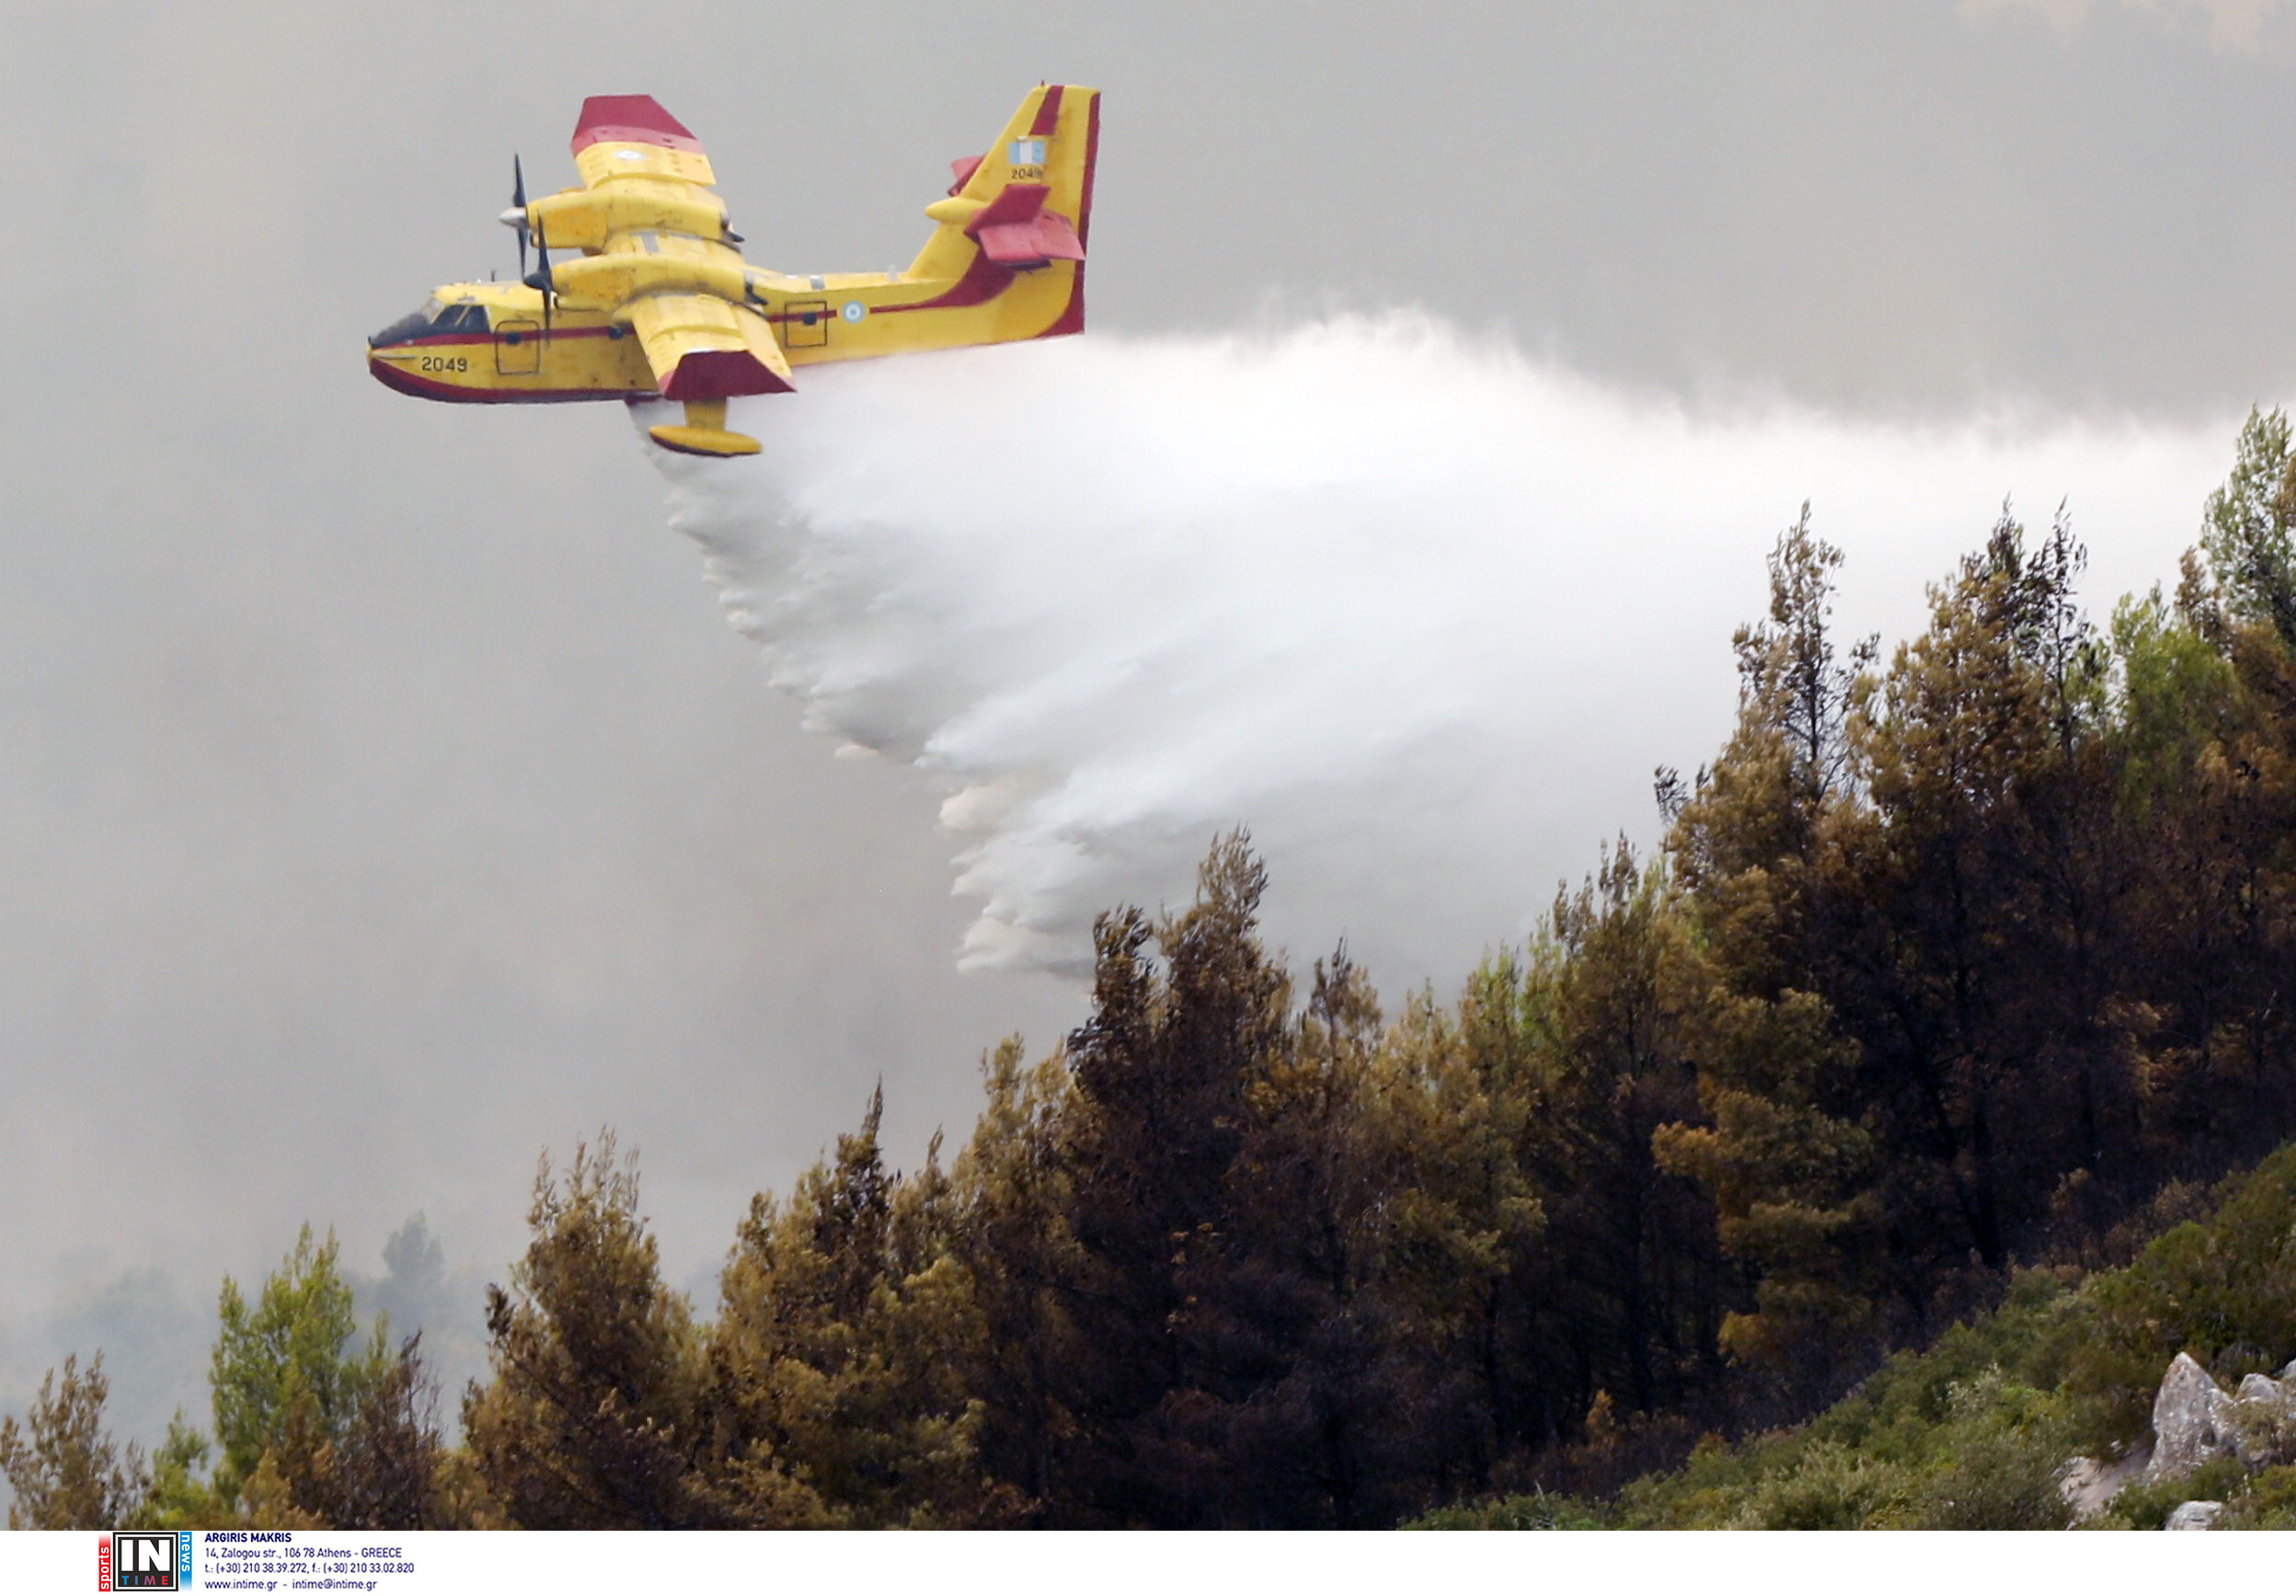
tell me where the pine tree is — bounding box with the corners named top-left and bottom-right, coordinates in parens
top-left (1372, 962), bottom-right (1544, 1482)
top-left (209, 1225), bottom-right (398, 1524)
top-left (2201, 407), bottom-right (2296, 649)
top-left (709, 1087), bottom-right (1018, 1526)
top-left (0, 1353), bottom-right (146, 1528)
top-left (1835, 509), bottom-right (2110, 1275)
top-left (464, 1135), bottom-right (730, 1528)
top-left (1183, 950), bottom-right (1432, 1527)
top-left (948, 1039), bottom-right (1085, 1513)
top-left (1516, 844), bottom-right (1720, 1425)
top-left (1052, 832), bottom-right (1291, 1524)
top-left (296, 1337), bottom-right (448, 1530)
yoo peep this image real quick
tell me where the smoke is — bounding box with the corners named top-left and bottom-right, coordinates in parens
top-left (0, 1270), bottom-right (208, 1470)
top-left (1960, 0), bottom-right (2296, 53)
top-left (647, 315), bottom-right (2240, 990)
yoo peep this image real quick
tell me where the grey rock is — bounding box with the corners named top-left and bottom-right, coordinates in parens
top-left (2237, 1372), bottom-right (2285, 1405)
top-left (2149, 1352), bottom-right (2240, 1478)
top-left (2164, 1499), bottom-right (2225, 1531)
top-left (2230, 1369), bottom-right (2296, 1467)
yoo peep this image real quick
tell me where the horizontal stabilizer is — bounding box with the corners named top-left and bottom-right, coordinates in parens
top-left (908, 84), bottom-right (1097, 298)
top-left (965, 183), bottom-right (1085, 268)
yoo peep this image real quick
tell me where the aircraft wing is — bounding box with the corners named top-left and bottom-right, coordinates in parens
top-left (572, 94), bottom-right (718, 189)
top-left (625, 291), bottom-right (794, 399)
top-left (564, 95), bottom-right (794, 432)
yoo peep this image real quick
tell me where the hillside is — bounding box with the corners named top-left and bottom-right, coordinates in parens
top-left (1421, 1142), bottom-right (2296, 1529)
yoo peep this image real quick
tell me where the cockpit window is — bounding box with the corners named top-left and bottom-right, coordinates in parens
top-left (368, 296), bottom-right (485, 348)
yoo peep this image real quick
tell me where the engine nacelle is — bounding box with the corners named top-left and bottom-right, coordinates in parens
top-left (542, 251), bottom-right (757, 314)
top-left (514, 184), bottom-right (733, 253)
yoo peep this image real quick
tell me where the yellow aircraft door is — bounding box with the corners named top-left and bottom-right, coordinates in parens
top-left (496, 319), bottom-right (542, 375)
top-left (783, 300), bottom-right (830, 350)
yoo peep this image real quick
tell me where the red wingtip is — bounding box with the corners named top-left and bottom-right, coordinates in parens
top-left (661, 349), bottom-right (794, 401)
top-left (573, 95), bottom-right (705, 155)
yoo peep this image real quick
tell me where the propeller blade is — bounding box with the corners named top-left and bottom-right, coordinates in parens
top-left (534, 217), bottom-right (552, 332)
top-left (511, 155), bottom-right (528, 281)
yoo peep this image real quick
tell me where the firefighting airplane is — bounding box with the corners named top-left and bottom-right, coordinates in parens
top-left (368, 86), bottom-right (1098, 457)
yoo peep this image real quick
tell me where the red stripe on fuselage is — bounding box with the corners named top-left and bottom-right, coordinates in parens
top-left (872, 250), bottom-right (1018, 315)
top-left (378, 327), bottom-right (624, 350)
top-left (368, 356), bottom-right (650, 405)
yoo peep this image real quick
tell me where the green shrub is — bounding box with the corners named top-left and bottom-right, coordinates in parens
top-left (1895, 1372), bottom-right (2075, 1530)
top-left (1610, 1429), bottom-right (1819, 1527)
top-left (2053, 1145), bottom-right (2296, 1452)
top-left (2095, 1457), bottom-right (2247, 1530)
top-left (1725, 1441), bottom-right (1919, 1529)
top-left (1430, 1148), bottom-right (2296, 1532)
top-left (2222, 1464), bottom-right (2296, 1529)
top-left (1406, 1489), bottom-right (1602, 1530)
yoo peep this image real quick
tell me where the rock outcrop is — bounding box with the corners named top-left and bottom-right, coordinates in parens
top-left (2145, 1352), bottom-right (2296, 1480)
top-left (2148, 1352), bottom-right (2241, 1478)
top-left (2236, 1372), bottom-right (2288, 1404)
top-left (2063, 1350), bottom-right (2296, 1521)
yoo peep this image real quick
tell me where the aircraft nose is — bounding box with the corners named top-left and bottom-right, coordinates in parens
top-left (369, 310), bottom-right (433, 349)
top-left (366, 348), bottom-right (430, 399)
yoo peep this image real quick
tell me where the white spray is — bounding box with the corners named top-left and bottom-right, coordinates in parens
top-left (648, 315), bottom-right (2242, 989)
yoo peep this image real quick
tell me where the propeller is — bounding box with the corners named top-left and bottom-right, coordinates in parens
top-left (524, 216), bottom-right (555, 331)
top-left (500, 155), bottom-right (530, 281)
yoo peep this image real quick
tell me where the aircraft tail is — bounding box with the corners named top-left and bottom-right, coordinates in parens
top-left (911, 86), bottom-right (1099, 308)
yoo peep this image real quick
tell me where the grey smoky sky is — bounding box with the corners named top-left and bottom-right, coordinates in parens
top-left (6, 0), bottom-right (2296, 1446)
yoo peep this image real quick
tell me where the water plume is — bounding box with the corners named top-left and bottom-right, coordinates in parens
top-left (647, 314), bottom-right (2238, 988)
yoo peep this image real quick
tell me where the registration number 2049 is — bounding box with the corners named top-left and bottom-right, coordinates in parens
top-left (419, 354), bottom-right (470, 373)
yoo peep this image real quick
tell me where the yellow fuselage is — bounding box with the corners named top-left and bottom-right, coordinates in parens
top-left (366, 251), bottom-right (1084, 405)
